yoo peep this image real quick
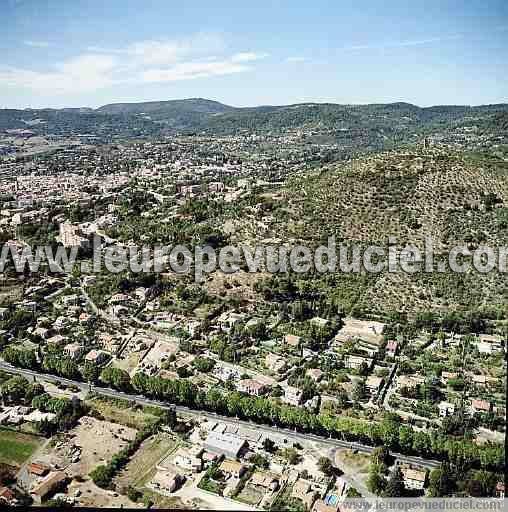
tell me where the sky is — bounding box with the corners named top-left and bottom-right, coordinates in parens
top-left (0, 0), bottom-right (507, 109)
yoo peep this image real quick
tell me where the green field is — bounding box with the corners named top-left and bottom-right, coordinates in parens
top-left (0, 427), bottom-right (44, 466)
top-left (114, 433), bottom-right (178, 489)
top-left (86, 396), bottom-right (157, 429)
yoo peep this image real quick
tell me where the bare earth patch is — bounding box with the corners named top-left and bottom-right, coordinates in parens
top-left (36, 416), bottom-right (137, 477)
top-left (206, 270), bottom-right (268, 301)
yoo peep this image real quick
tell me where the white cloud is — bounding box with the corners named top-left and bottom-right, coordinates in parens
top-left (2, 34), bottom-right (264, 93)
top-left (231, 52), bottom-right (269, 63)
top-left (0, 54), bottom-right (117, 93)
top-left (141, 60), bottom-right (250, 83)
top-left (342, 34), bottom-right (462, 51)
top-left (87, 33), bottom-right (226, 64)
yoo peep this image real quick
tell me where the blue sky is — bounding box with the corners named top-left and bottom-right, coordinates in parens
top-left (1, 0), bottom-right (507, 108)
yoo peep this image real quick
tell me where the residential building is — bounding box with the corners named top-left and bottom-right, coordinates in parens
top-left (292, 479), bottom-right (317, 510)
top-left (84, 349), bottom-right (110, 366)
top-left (385, 340), bottom-right (398, 358)
top-left (28, 463), bottom-right (50, 477)
top-left (475, 334), bottom-right (503, 354)
top-left (306, 368), bottom-right (324, 382)
top-left (472, 374), bottom-right (487, 387)
top-left (312, 499), bottom-right (340, 512)
top-left (172, 447), bottom-right (203, 473)
top-left (365, 376), bottom-right (384, 394)
top-left (63, 343), bottom-right (85, 360)
top-left (250, 471), bottom-right (279, 491)
top-left (237, 378), bottom-right (268, 396)
top-left (265, 353), bottom-right (286, 373)
top-left (216, 311), bottom-right (246, 331)
top-left (283, 334), bottom-right (301, 347)
top-left (471, 399), bottom-right (491, 414)
top-left (441, 371), bottom-right (459, 385)
top-left (334, 318), bottom-right (386, 346)
top-left (46, 335), bottom-right (68, 347)
top-left (400, 466), bottom-right (427, 490)
top-left (56, 222), bottom-right (90, 249)
top-left (397, 375), bottom-right (425, 389)
top-left (0, 487), bottom-right (16, 506)
top-left (149, 470), bottom-right (184, 494)
top-left (344, 355), bottom-right (373, 371)
top-left (310, 317), bottom-right (329, 328)
top-left (438, 401), bottom-right (455, 417)
top-left (283, 385), bottom-right (304, 406)
top-left (30, 471), bottom-right (67, 505)
top-left (219, 459), bottom-right (247, 478)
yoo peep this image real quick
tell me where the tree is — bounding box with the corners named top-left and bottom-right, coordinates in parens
top-left (281, 447), bottom-right (301, 465)
top-left (317, 457), bottom-right (335, 476)
top-left (384, 467), bottom-right (404, 497)
top-left (126, 486), bottom-right (142, 502)
top-left (367, 464), bottom-right (386, 495)
top-left (346, 487), bottom-right (362, 498)
top-left (81, 361), bottom-right (99, 383)
top-left (1, 375), bottom-right (30, 404)
top-left (352, 380), bottom-right (366, 402)
top-left (464, 470), bottom-right (497, 497)
top-left (192, 356), bottom-right (215, 373)
top-left (263, 438), bottom-right (276, 453)
top-left (45, 497), bottom-right (68, 508)
top-left (35, 417), bottom-right (57, 437)
top-left (2, 346), bottom-right (38, 369)
top-left (428, 465), bottom-right (453, 497)
top-left (100, 367), bottom-right (131, 391)
top-left (162, 407), bottom-right (177, 429)
top-left (89, 464), bottom-right (114, 488)
top-left (251, 454), bottom-right (269, 469)
top-left (25, 382), bottom-right (45, 403)
top-left (371, 446), bottom-right (391, 466)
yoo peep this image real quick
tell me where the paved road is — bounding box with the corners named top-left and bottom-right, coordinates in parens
top-left (0, 362), bottom-right (441, 469)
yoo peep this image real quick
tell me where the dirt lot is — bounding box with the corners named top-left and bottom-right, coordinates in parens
top-left (112, 351), bottom-right (142, 375)
top-left (237, 484), bottom-right (265, 506)
top-left (67, 477), bottom-right (141, 508)
top-left (68, 417), bottom-right (137, 475)
top-left (36, 416), bottom-right (137, 476)
top-left (334, 448), bottom-right (371, 474)
top-left (206, 270), bottom-right (268, 301)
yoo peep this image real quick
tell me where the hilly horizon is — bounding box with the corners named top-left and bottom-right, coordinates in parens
top-left (1, 97), bottom-right (508, 144)
top-left (4, 97), bottom-right (508, 113)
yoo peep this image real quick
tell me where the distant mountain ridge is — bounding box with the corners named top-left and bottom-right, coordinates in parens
top-left (1, 97), bottom-right (507, 139)
top-left (7, 97), bottom-right (508, 116)
top-left (96, 97), bottom-right (235, 115)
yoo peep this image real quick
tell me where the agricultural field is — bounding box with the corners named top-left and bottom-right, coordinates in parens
top-left (86, 396), bottom-right (158, 430)
top-left (138, 489), bottom-right (187, 509)
top-left (114, 432), bottom-right (179, 489)
top-left (236, 484), bottom-right (264, 506)
top-left (0, 427), bottom-right (44, 467)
